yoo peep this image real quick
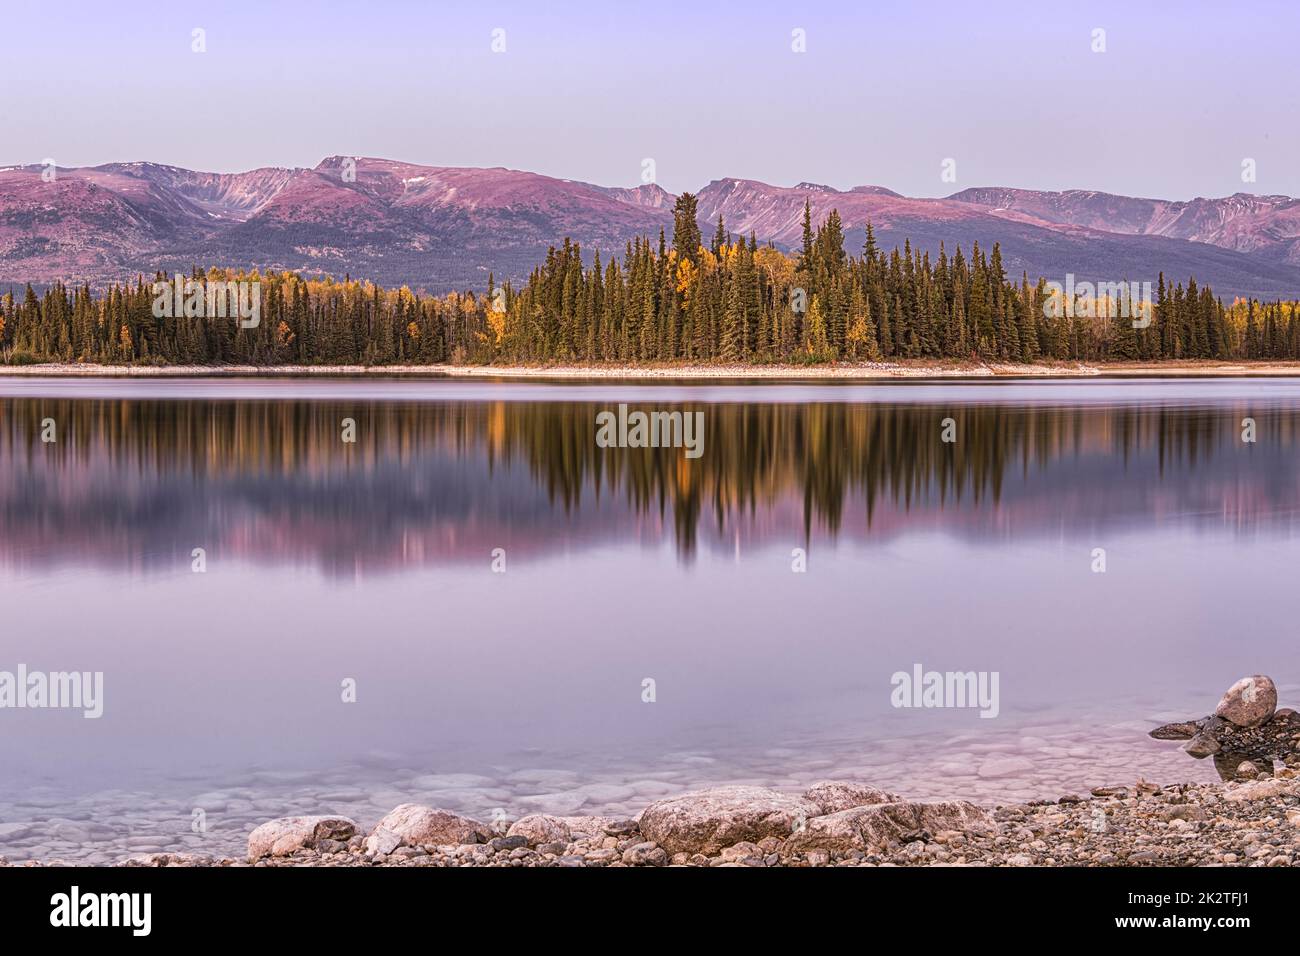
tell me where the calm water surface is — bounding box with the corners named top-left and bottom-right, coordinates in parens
top-left (1, 376), bottom-right (1298, 861)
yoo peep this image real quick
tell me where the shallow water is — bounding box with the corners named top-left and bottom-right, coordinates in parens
top-left (1, 376), bottom-right (1297, 862)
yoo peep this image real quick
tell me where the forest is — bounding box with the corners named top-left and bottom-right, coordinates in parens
top-left (2, 194), bottom-right (1298, 366)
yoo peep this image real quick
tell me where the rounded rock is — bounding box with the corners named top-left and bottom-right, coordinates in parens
top-left (1215, 675), bottom-right (1277, 728)
top-left (506, 814), bottom-right (571, 846)
top-left (639, 786), bottom-right (818, 856)
top-left (247, 816), bottom-right (358, 862)
top-left (371, 804), bottom-right (490, 848)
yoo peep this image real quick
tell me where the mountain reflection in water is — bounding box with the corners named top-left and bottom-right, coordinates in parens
top-left (1, 384), bottom-right (1298, 573)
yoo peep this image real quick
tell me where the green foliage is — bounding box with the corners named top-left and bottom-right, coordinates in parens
top-left (1, 213), bottom-right (1288, 366)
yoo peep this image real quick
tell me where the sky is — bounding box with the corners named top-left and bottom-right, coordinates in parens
top-left (3, 0), bottom-right (1296, 200)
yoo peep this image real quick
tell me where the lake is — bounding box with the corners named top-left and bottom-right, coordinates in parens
top-left (1, 376), bottom-right (1298, 862)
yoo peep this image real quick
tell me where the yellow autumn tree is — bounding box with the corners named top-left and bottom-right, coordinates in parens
top-left (801, 296), bottom-right (830, 360)
top-left (275, 320), bottom-right (295, 350)
top-left (486, 302), bottom-right (507, 346)
top-left (675, 257), bottom-right (697, 308)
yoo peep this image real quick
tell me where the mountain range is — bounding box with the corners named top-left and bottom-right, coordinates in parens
top-left (4, 156), bottom-right (1300, 300)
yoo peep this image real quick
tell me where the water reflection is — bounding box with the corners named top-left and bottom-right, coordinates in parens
top-left (0, 386), bottom-right (1297, 571)
top-left (3, 379), bottom-right (1300, 861)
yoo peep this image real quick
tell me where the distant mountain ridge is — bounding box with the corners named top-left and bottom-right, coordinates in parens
top-left (3, 156), bottom-right (1300, 300)
top-left (950, 186), bottom-right (1300, 264)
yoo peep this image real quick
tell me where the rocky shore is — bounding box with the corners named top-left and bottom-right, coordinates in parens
top-left (4, 772), bottom-right (1299, 868)
top-left (6, 676), bottom-right (1297, 868)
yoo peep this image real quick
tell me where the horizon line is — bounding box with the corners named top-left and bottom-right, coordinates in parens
top-left (0, 156), bottom-right (1289, 206)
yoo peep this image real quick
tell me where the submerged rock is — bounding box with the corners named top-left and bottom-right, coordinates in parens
top-left (977, 756), bottom-right (1035, 779)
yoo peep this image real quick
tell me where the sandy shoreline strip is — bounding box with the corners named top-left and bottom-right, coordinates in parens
top-left (2, 360), bottom-right (1300, 380)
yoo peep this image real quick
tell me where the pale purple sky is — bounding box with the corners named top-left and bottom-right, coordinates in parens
top-left (3, 0), bottom-right (1295, 199)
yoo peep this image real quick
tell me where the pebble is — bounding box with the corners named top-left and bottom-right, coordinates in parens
top-left (7, 774), bottom-right (1294, 869)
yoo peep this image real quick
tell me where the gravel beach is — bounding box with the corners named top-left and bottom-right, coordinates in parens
top-left (5, 773), bottom-right (1299, 868)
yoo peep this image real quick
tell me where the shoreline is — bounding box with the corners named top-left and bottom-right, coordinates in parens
top-left (5, 775), bottom-right (1296, 868)
top-left (2, 359), bottom-right (1300, 381)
